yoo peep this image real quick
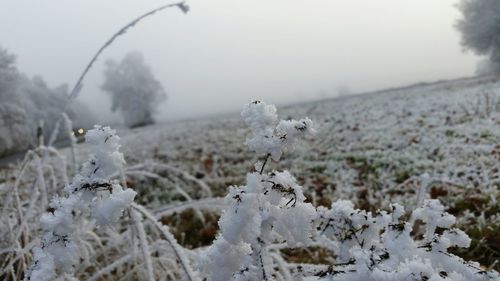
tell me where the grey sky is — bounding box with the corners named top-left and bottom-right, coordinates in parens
top-left (0, 0), bottom-right (479, 122)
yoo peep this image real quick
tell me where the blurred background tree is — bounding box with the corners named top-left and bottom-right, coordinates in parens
top-left (101, 52), bottom-right (166, 128)
top-left (0, 46), bottom-right (94, 157)
top-left (456, 0), bottom-right (500, 74)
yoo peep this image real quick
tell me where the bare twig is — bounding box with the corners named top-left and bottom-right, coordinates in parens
top-left (48, 1), bottom-right (189, 146)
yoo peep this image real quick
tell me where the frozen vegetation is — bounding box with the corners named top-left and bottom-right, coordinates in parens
top-left (0, 75), bottom-right (499, 280)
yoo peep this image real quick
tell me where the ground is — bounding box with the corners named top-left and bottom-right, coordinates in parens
top-left (70, 75), bottom-right (499, 270)
top-left (2, 75), bottom-right (499, 277)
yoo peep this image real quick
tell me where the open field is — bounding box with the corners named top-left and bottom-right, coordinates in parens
top-left (92, 76), bottom-right (500, 268)
top-left (1, 75), bottom-right (499, 279)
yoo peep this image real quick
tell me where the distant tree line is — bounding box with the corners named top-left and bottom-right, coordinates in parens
top-left (0, 46), bottom-right (95, 157)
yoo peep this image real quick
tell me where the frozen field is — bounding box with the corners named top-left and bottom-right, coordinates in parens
top-left (81, 75), bottom-right (499, 269)
top-left (89, 76), bottom-right (500, 265)
top-left (2, 75), bottom-right (499, 280)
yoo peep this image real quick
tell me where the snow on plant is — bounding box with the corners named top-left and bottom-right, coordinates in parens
top-left (200, 101), bottom-right (316, 281)
top-left (241, 100), bottom-right (315, 163)
top-left (199, 100), bottom-right (498, 281)
top-left (7, 98), bottom-right (498, 280)
top-left (309, 199), bottom-right (498, 280)
top-left (411, 199), bottom-right (456, 241)
top-left (24, 126), bottom-right (136, 281)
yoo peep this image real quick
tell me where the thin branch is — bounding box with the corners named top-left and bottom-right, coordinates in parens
top-left (130, 209), bottom-right (155, 281)
top-left (48, 1), bottom-right (189, 146)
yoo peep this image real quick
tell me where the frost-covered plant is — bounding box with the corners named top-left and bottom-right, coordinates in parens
top-left (308, 199), bottom-right (499, 281)
top-left (7, 99), bottom-right (498, 281)
top-left (200, 101), bottom-right (316, 280)
top-left (24, 126), bottom-right (136, 281)
top-left (458, 91), bottom-right (498, 118)
top-left (241, 100), bottom-right (314, 163)
top-left (199, 100), bottom-right (499, 281)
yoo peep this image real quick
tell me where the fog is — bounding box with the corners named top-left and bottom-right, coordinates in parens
top-left (0, 0), bottom-right (479, 122)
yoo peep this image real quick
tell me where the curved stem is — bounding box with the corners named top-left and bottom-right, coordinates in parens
top-left (49, 1), bottom-right (189, 146)
top-left (131, 203), bottom-right (196, 281)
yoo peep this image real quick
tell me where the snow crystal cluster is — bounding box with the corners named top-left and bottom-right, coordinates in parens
top-left (312, 199), bottom-right (498, 281)
top-left (200, 101), bottom-right (316, 281)
top-left (199, 101), bottom-right (499, 281)
top-left (24, 126), bottom-right (136, 281)
top-left (241, 100), bottom-right (315, 162)
top-left (200, 170), bottom-right (317, 281)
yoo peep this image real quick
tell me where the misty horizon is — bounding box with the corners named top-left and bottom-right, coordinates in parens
top-left (1, 0), bottom-right (480, 123)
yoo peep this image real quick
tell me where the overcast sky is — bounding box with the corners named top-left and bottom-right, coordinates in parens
top-left (0, 0), bottom-right (479, 122)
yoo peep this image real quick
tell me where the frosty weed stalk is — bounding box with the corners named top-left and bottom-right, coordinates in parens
top-left (48, 1), bottom-right (189, 147)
